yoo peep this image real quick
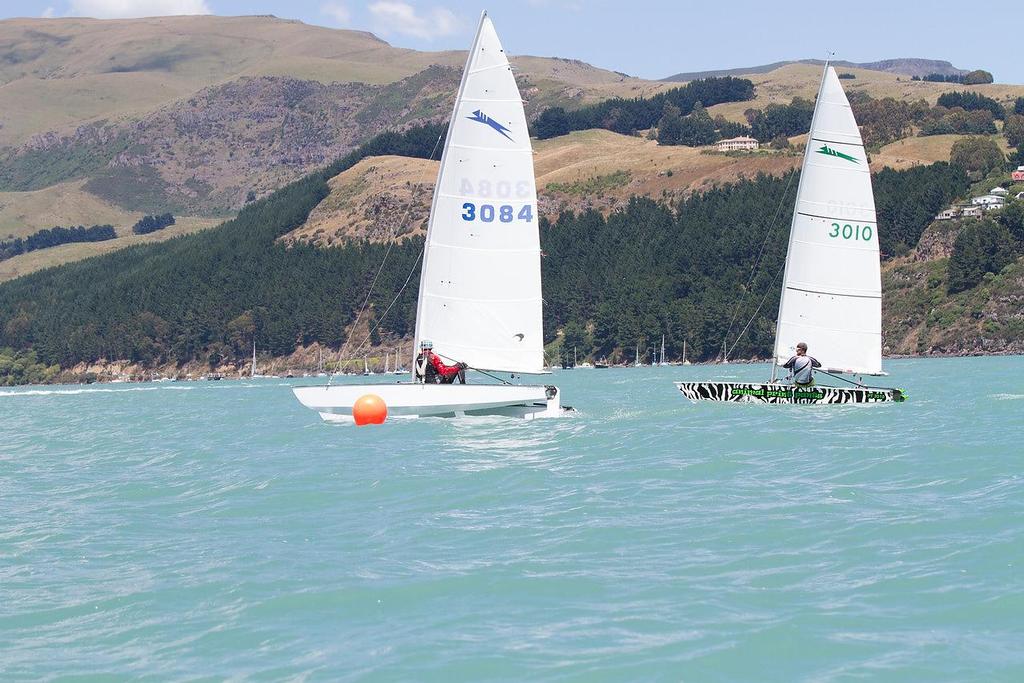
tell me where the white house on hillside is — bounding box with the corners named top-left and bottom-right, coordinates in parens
top-left (990, 186), bottom-right (1008, 196)
top-left (961, 205), bottom-right (984, 218)
top-left (715, 136), bottom-right (759, 152)
top-left (972, 194), bottom-right (1005, 210)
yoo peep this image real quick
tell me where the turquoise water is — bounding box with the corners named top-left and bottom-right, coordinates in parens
top-left (3, 357), bottom-right (1023, 680)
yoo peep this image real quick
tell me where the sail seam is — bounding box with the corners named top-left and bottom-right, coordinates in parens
top-left (423, 293), bottom-right (541, 303)
top-left (810, 137), bottom-right (863, 147)
top-left (469, 63), bottom-right (513, 76)
top-left (796, 211), bottom-right (876, 222)
top-left (426, 242), bottom-right (540, 254)
top-left (459, 97), bottom-right (528, 103)
top-left (437, 192), bottom-right (535, 201)
top-left (784, 285), bottom-right (880, 299)
top-left (448, 143), bottom-right (531, 152)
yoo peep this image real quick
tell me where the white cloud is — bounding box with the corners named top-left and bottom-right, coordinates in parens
top-left (320, 2), bottom-right (351, 26)
top-left (41, 7), bottom-right (57, 17)
top-left (69, 0), bottom-right (212, 19)
top-left (368, 1), bottom-right (458, 41)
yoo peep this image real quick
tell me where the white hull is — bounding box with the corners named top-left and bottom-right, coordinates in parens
top-left (293, 382), bottom-right (565, 423)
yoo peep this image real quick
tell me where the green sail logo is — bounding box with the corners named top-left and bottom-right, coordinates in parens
top-left (816, 144), bottom-right (859, 164)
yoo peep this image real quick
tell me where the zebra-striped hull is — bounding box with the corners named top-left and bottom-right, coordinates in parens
top-left (675, 381), bottom-right (905, 405)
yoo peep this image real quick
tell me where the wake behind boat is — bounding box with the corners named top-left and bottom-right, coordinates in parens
top-left (293, 11), bottom-right (565, 423)
top-left (676, 64), bottom-right (904, 405)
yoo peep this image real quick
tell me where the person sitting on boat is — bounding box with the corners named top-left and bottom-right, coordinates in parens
top-left (414, 339), bottom-right (467, 384)
top-left (783, 342), bottom-right (822, 387)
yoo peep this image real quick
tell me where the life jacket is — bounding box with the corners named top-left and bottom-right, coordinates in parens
top-left (791, 355), bottom-right (815, 385)
top-left (415, 352), bottom-right (439, 383)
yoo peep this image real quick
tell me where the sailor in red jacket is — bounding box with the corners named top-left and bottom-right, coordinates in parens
top-left (414, 339), bottom-right (467, 384)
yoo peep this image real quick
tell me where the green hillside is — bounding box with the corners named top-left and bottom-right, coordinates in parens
top-left (0, 120), bottom-right (1002, 382)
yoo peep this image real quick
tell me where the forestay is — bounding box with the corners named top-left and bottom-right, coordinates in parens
top-left (413, 12), bottom-right (544, 374)
top-left (773, 66), bottom-right (882, 375)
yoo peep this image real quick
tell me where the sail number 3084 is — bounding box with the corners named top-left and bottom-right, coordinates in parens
top-left (829, 222), bottom-right (873, 241)
top-left (462, 202), bottom-right (534, 223)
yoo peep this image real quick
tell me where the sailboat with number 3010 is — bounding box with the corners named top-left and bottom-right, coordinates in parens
top-left (676, 65), bottom-right (905, 405)
top-left (293, 11), bottom-right (566, 422)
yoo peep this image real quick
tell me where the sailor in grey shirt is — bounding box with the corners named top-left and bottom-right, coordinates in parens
top-left (783, 342), bottom-right (822, 386)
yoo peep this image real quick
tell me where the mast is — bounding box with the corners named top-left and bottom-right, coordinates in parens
top-left (771, 61), bottom-right (831, 382)
top-left (251, 339), bottom-right (257, 378)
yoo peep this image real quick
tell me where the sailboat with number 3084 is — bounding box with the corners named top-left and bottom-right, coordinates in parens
top-left (676, 65), bottom-right (905, 405)
top-left (292, 11), bottom-right (567, 422)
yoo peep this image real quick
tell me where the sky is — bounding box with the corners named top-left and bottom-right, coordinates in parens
top-left (3, 0), bottom-right (1023, 83)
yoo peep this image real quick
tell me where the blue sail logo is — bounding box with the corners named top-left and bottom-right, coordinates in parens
top-left (468, 109), bottom-right (513, 141)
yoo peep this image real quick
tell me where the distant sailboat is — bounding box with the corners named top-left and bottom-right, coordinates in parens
top-left (293, 12), bottom-right (565, 421)
top-left (659, 335), bottom-right (669, 366)
top-left (676, 65), bottom-right (904, 404)
top-left (682, 340), bottom-right (691, 366)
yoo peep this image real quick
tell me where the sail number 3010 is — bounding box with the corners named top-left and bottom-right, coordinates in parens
top-left (462, 202), bottom-right (534, 223)
top-left (829, 222), bottom-right (873, 241)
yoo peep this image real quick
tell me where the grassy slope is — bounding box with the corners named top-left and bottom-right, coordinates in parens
top-left (0, 215), bottom-right (222, 282)
top-left (0, 180), bottom-right (138, 238)
top-left (282, 130), bottom-right (804, 246)
top-left (0, 15), bottom-right (654, 146)
top-left (705, 63), bottom-right (1024, 124)
top-left (872, 133), bottom-right (1014, 172)
top-left (285, 127), bottom-right (999, 247)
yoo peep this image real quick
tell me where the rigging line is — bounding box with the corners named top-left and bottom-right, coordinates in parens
top-left (328, 131), bottom-right (445, 385)
top-left (725, 256), bottom-right (786, 361)
top-left (719, 169), bottom-right (798, 360)
top-left (434, 351), bottom-right (511, 385)
top-left (817, 369), bottom-right (865, 387)
top-left (339, 246), bottom-right (425, 372)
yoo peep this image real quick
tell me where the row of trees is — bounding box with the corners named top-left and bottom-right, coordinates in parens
top-left (919, 108), bottom-right (999, 137)
top-left (654, 97), bottom-right (814, 148)
top-left (132, 213), bottom-right (176, 235)
top-left (914, 70), bottom-right (993, 85)
top-left (936, 91), bottom-right (1006, 120)
top-left (655, 103), bottom-right (749, 146)
top-left (531, 77), bottom-right (755, 140)
top-left (541, 85), bottom-right (1018, 153)
top-left (846, 91), bottom-right (1020, 147)
top-left (0, 224), bottom-right (116, 261)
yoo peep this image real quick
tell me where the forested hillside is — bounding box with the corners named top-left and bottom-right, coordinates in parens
top-left (0, 123), bottom-right (973, 377)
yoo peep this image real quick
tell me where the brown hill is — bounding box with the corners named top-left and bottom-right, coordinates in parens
top-left (2, 16), bottom-right (1023, 281)
top-left (0, 15), bottom-right (652, 146)
top-left (282, 128), bottom-right (996, 249)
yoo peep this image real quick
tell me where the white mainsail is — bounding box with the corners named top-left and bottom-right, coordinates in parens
top-left (773, 66), bottom-right (882, 375)
top-left (413, 11), bottom-right (544, 374)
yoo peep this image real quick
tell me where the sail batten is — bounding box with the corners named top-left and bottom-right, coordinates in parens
top-left (413, 12), bottom-right (544, 374)
top-left (773, 66), bottom-right (883, 376)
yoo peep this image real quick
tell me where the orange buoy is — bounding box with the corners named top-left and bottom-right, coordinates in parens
top-left (352, 393), bottom-right (387, 425)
